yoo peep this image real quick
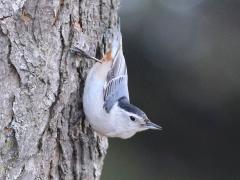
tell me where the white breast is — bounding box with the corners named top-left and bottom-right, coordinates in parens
top-left (83, 62), bottom-right (116, 136)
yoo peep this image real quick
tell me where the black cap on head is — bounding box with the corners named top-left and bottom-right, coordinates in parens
top-left (118, 97), bottom-right (147, 119)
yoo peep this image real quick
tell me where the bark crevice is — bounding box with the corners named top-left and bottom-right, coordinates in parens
top-left (0, 0), bottom-right (119, 179)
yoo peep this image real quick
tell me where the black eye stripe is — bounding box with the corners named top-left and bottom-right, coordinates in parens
top-left (130, 116), bottom-right (136, 121)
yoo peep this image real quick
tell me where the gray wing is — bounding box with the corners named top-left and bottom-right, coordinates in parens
top-left (103, 32), bottom-right (129, 112)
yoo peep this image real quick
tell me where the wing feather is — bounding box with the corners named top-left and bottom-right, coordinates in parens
top-left (103, 31), bottom-right (129, 112)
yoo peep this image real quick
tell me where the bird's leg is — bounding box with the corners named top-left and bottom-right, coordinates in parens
top-left (70, 47), bottom-right (102, 63)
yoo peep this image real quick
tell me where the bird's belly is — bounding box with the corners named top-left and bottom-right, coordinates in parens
top-left (83, 63), bottom-right (114, 136)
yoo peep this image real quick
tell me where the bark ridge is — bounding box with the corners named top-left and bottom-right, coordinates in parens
top-left (0, 0), bottom-right (120, 179)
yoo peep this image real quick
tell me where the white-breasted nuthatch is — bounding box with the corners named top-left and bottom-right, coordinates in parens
top-left (72, 29), bottom-right (162, 139)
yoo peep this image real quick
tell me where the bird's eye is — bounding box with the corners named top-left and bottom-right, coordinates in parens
top-left (130, 116), bottom-right (136, 121)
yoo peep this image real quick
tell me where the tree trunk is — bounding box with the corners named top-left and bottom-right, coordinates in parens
top-left (0, 0), bottom-right (119, 179)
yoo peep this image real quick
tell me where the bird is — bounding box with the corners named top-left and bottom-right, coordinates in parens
top-left (72, 29), bottom-right (162, 139)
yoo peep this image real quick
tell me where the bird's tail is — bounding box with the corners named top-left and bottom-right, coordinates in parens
top-left (111, 28), bottom-right (122, 60)
top-left (103, 23), bottom-right (123, 61)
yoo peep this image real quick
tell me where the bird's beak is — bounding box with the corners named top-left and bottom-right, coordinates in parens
top-left (146, 120), bottom-right (162, 130)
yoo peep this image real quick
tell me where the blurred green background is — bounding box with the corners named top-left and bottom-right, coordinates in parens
top-left (102, 0), bottom-right (240, 179)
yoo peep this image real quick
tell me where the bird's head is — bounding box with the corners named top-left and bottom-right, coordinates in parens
top-left (110, 97), bottom-right (162, 139)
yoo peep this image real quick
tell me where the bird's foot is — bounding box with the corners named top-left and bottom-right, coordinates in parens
top-left (70, 47), bottom-right (102, 63)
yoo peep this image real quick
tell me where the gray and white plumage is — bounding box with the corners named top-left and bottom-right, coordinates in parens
top-left (82, 29), bottom-right (161, 139)
top-left (103, 31), bottom-right (129, 112)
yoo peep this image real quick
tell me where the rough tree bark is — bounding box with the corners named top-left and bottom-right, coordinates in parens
top-left (0, 0), bottom-right (120, 179)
